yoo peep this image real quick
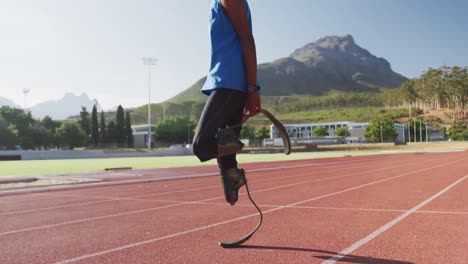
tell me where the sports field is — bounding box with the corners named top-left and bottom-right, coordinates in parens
top-left (1, 142), bottom-right (467, 177)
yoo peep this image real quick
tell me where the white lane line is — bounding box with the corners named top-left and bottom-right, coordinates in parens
top-left (322, 174), bottom-right (468, 264)
top-left (153, 200), bottom-right (409, 213)
top-left (0, 164), bottom-right (399, 234)
top-left (0, 194), bottom-right (67, 204)
top-left (0, 155), bottom-right (402, 197)
top-left (416, 210), bottom-right (468, 215)
top-left (0, 156), bottom-right (449, 229)
top-left (53, 158), bottom-right (466, 264)
top-left (36, 153), bottom-right (447, 203)
top-left (142, 200), bottom-right (468, 215)
top-left (0, 200), bottom-right (113, 216)
top-left (49, 163), bottom-right (374, 201)
top-left (0, 160), bottom-right (400, 215)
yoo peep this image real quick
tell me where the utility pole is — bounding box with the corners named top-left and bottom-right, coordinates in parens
top-left (408, 121), bottom-right (411, 142)
top-left (419, 119), bottom-right (422, 143)
top-left (187, 124), bottom-right (191, 144)
top-left (402, 124), bottom-right (405, 143)
top-left (426, 123), bottom-right (429, 143)
top-left (380, 123), bottom-right (383, 143)
top-left (142, 57), bottom-right (157, 149)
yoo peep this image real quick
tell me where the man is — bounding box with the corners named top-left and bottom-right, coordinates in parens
top-left (192, 0), bottom-right (261, 205)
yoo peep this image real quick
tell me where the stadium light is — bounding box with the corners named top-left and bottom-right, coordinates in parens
top-left (23, 88), bottom-right (30, 111)
top-left (142, 57), bottom-right (158, 149)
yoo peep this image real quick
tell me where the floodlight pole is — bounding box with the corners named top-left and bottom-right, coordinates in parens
top-left (142, 57), bottom-right (158, 149)
top-left (23, 88), bottom-right (30, 111)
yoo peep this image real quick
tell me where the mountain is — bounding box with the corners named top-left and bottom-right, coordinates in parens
top-left (169, 35), bottom-right (407, 102)
top-left (30, 93), bottom-right (101, 120)
top-left (0, 97), bottom-right (20, 108)
top-left (168, 77), bottom-right (207, 103)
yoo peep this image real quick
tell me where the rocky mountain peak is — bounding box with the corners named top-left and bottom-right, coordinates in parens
top-left (290, 34), bottom-right (372, 62)
top-left (315, 34), bottom-right (355, 49)
top-left (169, 35), bottom-right (407, 102)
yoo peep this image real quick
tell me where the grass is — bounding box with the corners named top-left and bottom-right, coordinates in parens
top-left (0, 151), bottom-right (387, 177)
top-left (2, 141), bottom-right (466, 177)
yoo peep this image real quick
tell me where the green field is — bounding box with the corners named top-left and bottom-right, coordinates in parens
top-left (2, 141), bottom-right (466, 177)
top-left (0, 151), bottom-right (386, 177)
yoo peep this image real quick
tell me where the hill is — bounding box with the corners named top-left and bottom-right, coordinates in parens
top-left (169, 35), bottom-right (407, 102)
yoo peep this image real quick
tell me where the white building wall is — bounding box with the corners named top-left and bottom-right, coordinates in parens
top-left (270, 121), bottom-right (407, 145)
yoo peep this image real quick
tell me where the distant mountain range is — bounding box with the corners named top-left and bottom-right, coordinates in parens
top-left (0, 96), bottom-right (20, 108)
top-left (169, 35), bottom-right (407, 103)
top-left (30, 93), bottom-right (102, 120)
top-left (0, 93), bottom-right (101, 120)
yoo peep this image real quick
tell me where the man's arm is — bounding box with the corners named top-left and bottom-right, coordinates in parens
top-left (221, 0), bottom-right (257, 91)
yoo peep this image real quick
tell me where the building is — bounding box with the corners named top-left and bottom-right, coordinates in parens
top-left (269, 121), bottom-right (407, 145)
top-left (131, 124), bottom-right (156, 148)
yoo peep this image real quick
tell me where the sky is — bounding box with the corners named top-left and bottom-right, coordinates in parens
top-left (0, 0), bottom-right (467, 110)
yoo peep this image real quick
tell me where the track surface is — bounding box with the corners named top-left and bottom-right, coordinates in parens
top-left (1, 152), bottom-right (467, 264)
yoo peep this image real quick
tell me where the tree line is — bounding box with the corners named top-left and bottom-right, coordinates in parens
top-left (3, 65), bottom-right (465, 150)
top-left (398, 66), bottom-right (468, 119)
top-left (0, 105), bottom-right (133, 150)
top-left (239, 125), bottom-right (271, 146)
top-left (77, 105), bottom-right (133, 149)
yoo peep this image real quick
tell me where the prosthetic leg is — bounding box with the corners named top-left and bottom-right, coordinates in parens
top-left (217, 109), bottom-right (291, 248)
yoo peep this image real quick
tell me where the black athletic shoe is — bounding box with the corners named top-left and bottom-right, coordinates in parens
top-left (217, 127), bottom-right (244, 157)
top-left (220, 168), bottom-right (246, 205)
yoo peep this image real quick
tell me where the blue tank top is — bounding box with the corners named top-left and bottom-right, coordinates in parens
top-left (201, 0), bottom-right (253, 95)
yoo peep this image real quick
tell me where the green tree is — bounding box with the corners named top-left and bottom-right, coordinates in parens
top-left (255, 126), bottom-right (270, 142)
top-left (125, 112), bottom-right (134, 148)
top-left (56, 123), bottom-right (87, 150)
top-left (42, 116), bottom-right (61, 133)
top-left (240, 124), bottom-right (255, 142)
top-left (107, 121), bottom-right (117, 144)
top-left (116, 105), bottom-right (125, 146)
top-left (0, 106), bottom-right (33, 137)
top-left (91, 105), bottom-right (99, 146)
top-left (313, 126), bottom-right (329, 137)
top-left (41, 116), bottom-right (62, 148)
top-left (449, 121), bottom-right (468, 141)
top-left (154, 116), bottom-right (195, 143)
top-left (335, 127), bottom-right (350, 137)
top-left (79, 106), bottom-right (91, 143)
top-left (365, 119), bottom-right (398, 143)
top-left (28, 123), bottom-right (54, 149)
top-left (0, 116), bottom-right (18, 149)
top-left (99, 111), bottom-right (107, 143)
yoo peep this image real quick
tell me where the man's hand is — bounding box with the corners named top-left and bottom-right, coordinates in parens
top-left (244, 85), bottom-right (261, 117)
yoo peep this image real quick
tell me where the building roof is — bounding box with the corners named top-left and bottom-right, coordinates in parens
top-left (131, 124), bottom-right (156, 133)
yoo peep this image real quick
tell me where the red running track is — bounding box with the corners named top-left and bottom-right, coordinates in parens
top-left (0, 152), bottom-right (467, 264)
